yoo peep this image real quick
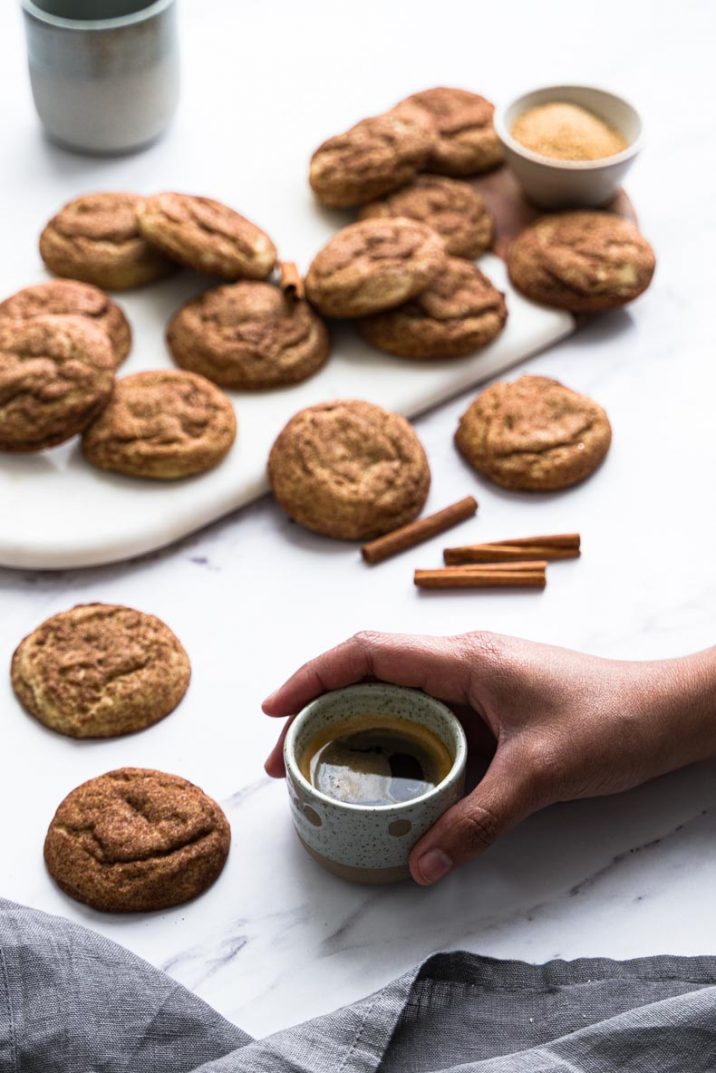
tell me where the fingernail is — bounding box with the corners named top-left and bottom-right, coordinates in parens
top-left (416, 849), bottom-right (452, 885)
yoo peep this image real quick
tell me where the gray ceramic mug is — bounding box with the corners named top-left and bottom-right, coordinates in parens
top-left (285, 684), bottom-right (467, 884)
top-left (21, 0), bottom-right (180, 154)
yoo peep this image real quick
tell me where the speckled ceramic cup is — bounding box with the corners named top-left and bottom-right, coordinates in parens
top-left (284, 684), bottom-right (467, 884)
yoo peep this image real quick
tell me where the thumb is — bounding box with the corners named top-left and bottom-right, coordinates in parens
top-left (409, 748), bottom-right (536, 886)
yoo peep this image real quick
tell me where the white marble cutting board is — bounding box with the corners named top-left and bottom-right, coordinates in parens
top-left (0, 254), bottom-right (572, 569)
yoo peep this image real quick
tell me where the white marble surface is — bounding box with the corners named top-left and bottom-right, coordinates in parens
top-left (2, 0), bottom-right (716, 1042)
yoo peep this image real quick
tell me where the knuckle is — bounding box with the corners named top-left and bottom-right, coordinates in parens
top-left (352, 629), bottom-right (386, 651)
top-left (455, 805), bottom-right (502, 852)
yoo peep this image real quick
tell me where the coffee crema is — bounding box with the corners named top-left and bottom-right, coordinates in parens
top-left (299, 714), bottom-right (453, 806)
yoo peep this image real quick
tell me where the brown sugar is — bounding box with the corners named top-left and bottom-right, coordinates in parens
top-left (512, 102), bottom-right (628, 161)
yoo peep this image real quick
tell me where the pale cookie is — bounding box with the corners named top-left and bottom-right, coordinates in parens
top-left (305, 218), bottom-right (445, 318)
top-left (309, 112), bottom-right (435, 208)
top-left (0, 314), bottom-right (115, 452)
top-left (359, 175), bottom-right (494, 259)
top-left (393, 87), bottom-right (503, 175)
top-left (44, 768), bottom-right (230, 912)
top-left (137, 193), bottom-right (277, 280)
top-left (39, 192), bottom-right (174, 291)
top-left (12, 603), bottom-right (190, 738)
top-left (82, 370), bottom-right (236, 479)
top-left (455, 374), bottom-right (612, 491)
top-left (268, 399), bottom-right (431, 539)
top-left (359, 257), bottom-right (507, 359)
top-left (0, 279), bottom-right (131, 367)
top-left (167, 281), bottom-right (330, 389)
top-left (507, 212), bottom-right (656, 312)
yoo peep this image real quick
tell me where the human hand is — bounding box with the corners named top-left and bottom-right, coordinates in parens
top-left (263, 631), bottom-right (715, 885)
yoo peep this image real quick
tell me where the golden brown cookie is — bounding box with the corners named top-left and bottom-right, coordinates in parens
top-left (507, 212), bottom-right (656, 312)
top-left (82, 370), bottom-right (236, 479)
top-left (309, 112), bottom-right (435, 208)
top-left (39, 192), bottom-right (175, 291)
top-left (137, 193), bottom-right (277, 280)
top-left (358, 258), bottom-right (507, 359)
top-left (0, 279), bottom-right (131, 367)
top-left (305, 218), bottom-right (445, 318)
top-left (455, 375), bottom-right (612, 491)
top-left (393, 88), bottom-right (503, 175)
top-left (11, 603), bottom-right (190, 738)
top-left (0, 314), bottom-right (115, 452)
top-left (167, 281), bottom-right (330, 390)
top-left (359, 175), bottom-right (494, 259)
top-left (44, 768), bottom-right (230, 912)
top-left (268, 399), bottom-right (430, 539)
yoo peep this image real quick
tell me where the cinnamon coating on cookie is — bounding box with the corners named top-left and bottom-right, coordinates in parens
top-left (455, 375), bottom-right (612, 491)
top-left (507, 212), bottom-right (656, 312)
top-left (393, 87), bottom-right (503, 175)
top-left (269, 400), bottom-right (431, 540)
top-left (0, 314), bottom-right (115, 452)
top-left (137, 193), bottom-right (277, 280)
top-left (305, 218), bottom-right (446, 318)
top-left (309, 112), bottom-right (436, 208)
top-left (40, 192), bottom-right (175, 291)
top-left (359, 258), bottom-right (507, 359)
top-left (0, 279), bottom-right (131, 367)
top-left (359, 175), bottom-right (494, 259)
top-left (82, 370), bottom-right (236, 479)
top-left (167, 281), bottom-right (330, 389)
top-left (44, 768), bottom-right (230, 912)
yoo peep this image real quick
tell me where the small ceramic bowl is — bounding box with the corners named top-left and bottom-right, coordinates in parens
top-left (494, 85), bottom-right (643, 210)
top-left (284, 683), bottom-right (467, 884)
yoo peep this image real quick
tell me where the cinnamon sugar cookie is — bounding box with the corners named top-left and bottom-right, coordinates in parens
top-left (82, 370), bottom-right (236, 479)
top-left (11, 603), bottom-right (190, 738)
top-left (44, 768), bottom-right (230, 912)
top-left (455, 375), bottom-right (612, 491)
top-left (137, 193), bottom-right (277, 280)
top-left (0, 314), bottom-right (115, 452)
top-left (305, 218), bottom-right (445, 318)
top-left (359, 258), bottom-right (507, 359)
top-left (309, 112), bottom-right (435, 208)
top-left (167, 281), bottom-right (330, 389)
top-left (507, 212), bottom-right (656, 312)
top-left (39, 192), bottom-right (174, 291)
top-left (393, 88), bottom-right (503, 175)
top-left (0, 279), bottom-right (131, 367)
top-left (359, 175), bottom-right (494, 259)
top-left (268, 400), bottom-right (431, 539)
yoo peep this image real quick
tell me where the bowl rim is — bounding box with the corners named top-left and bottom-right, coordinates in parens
top-left (284, 682), bottom-right (468, 814)
top-left (20, 0), bottom-right (174, 31)
top-left (494, 83), bottom-right (644, 172)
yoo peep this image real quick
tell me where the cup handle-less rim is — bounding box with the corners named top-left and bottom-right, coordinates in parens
top-left (20, 0), bottom-right (175, 32)
top-left (284, 683), bottom-right (468, 815)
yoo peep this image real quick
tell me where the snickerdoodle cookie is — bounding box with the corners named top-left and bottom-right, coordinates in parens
top-left (0, 315), bottom-right (115, 452)
top-left (309, 112), bottom-right (435, 208)
top-left (137, 193), bottom-right (277, 280)
top-left (40, 192), bottom-right (174, 291)
top-left (507, 212), bottom-right (656, 312)
top-left (82, 370), bottom-right (236, 479)
top-left (0, 279), bottom-right (131, 367)
top-left (44, 768), bottom-right (230, 912)
top-left (11, 603), bottom-right (190, 738)
top-left (359, 257), bottom-right (507, 359)
top-left (455, 375), bottom-right (612, 491)
top-left (393, 88), bottom-right (503, 175)
top-left (167, 281), bottom-right (330, 389)
top-left (268, 399), bottom-right (430, 539)
top-left (305, 218), bottom-right (445, 318)
top-left (359, 175), bottom-right (494, 259)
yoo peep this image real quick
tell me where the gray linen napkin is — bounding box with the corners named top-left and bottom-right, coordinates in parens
top-left (2, 898), bottom-right (716, 1072)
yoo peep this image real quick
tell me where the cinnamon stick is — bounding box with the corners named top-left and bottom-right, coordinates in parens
top-left (444, 532), bottom-right (580, 565)
top-left (362, 496), bottom-right (478, 565)
top-left (279, 261), bottom-right (305, 301)
top-left (415, 567), bottom-right (546, 590)
top-left (494, 533), bottom-right (580, 549)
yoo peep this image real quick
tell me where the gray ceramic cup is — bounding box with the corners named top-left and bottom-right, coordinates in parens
top-left (284, 683), bottom-right (467, 884)
top-left (21, 0), bottom-right (180, 154)
top-left (494, 85), bottom-right (643, 209)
